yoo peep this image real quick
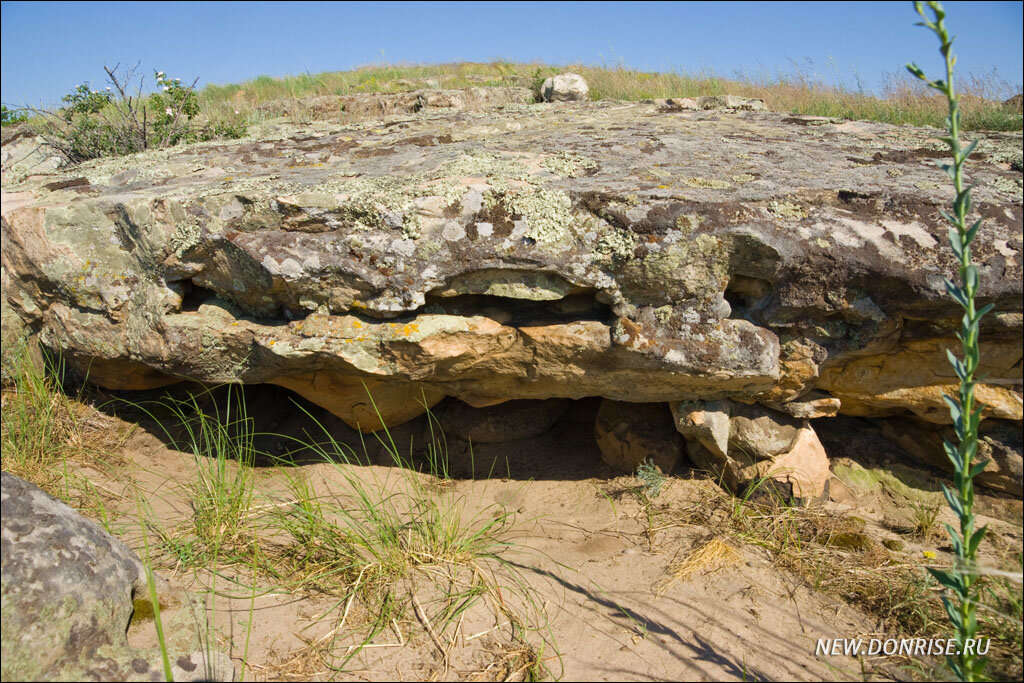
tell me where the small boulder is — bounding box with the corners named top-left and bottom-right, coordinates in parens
top-left (677, 403), bottom-right (829, 502)
top-left (595, 399), bottom-right (683, 474)
top-left (0, 472), bottom-right (233, 681)
top-left (671, 399), bottom-right (731, 457)
top-left (540, 73), bottom-right (589, 102)
top-left (729, 402), bottom-right (803, 456)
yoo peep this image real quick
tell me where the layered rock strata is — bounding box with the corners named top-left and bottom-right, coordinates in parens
top-left (2, 96), bottom-right (1021, 492)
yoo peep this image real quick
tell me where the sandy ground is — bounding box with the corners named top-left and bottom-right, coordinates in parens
top-left (56, 388), bottom-right (1023, 681)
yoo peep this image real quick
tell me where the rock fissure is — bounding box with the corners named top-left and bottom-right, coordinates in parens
top-left (2, 94), bottom-right (1020, 493)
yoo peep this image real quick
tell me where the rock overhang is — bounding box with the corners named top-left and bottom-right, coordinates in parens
top-left (2, 99), bottom-right (1021, 431)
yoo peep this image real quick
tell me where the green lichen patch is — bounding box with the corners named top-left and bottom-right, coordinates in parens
top-left (542, 151), bottom-right (598, 178)
top-left (481, 186), bottom-right (577, 250)
top-left (308, 173), bottom-right (458, 239)
top-left (169, 223), bottom-right (202, 257)
top-left (435, 149), bottom-right (530, 181)
top-left (985, 141), bottom-right (1024, 171)
top-left (675, 213), bottom-right (702, 234)
top-left (989, 175), bottom-right (1023, 198)
top-left (596, 226), bottom-right (638, 261)
top-left (833, 460), bottom-right (944, 507)
top-left (767, 200), bottom-right (808, 219)
top-left (683, 176), bottom-right (732, 189)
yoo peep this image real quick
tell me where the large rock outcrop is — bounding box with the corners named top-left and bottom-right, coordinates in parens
top-left (2, 96), bottom-right (1021, 457)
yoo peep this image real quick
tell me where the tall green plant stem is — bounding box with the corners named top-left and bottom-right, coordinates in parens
top-left (906, 2), bottom-right (992, 680)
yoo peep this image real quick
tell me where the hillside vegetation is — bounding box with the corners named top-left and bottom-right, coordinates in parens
top-left (198, 60), bottom-right (1023, 131)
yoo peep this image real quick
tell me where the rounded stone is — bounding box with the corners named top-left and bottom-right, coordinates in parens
top-left (595, 399), bottom-right (683, 474)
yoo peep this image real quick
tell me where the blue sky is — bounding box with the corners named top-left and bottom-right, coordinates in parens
top-left (2, 1), bottom-right (1021, 107)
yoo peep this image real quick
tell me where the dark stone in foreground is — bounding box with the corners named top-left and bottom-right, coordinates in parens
top-left (0, 471), bottom-right (233, 681)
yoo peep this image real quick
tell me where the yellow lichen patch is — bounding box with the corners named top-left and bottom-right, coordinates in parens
top-left (683, 176), bottom-right (731, 189)
top-left (767, 200), bottom-right (808, 219)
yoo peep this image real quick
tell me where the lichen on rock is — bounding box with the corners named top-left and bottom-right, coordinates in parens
top-left (1, 95), bottom-right (1020, 479)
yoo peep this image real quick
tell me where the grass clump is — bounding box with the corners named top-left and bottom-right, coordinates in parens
top-left (130, 386), bottom-right (557, 677)
top-left (0, 339), bottom-right (129, 511)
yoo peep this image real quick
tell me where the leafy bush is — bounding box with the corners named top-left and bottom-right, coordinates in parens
top-left (1, 104), bottom-right (30, 126)
top-left (60, 83), bottom-right (114, 116)
top-left (32, 64), bottom-right (247, 164)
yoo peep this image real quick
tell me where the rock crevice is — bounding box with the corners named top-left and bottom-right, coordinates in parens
top-left (2, 95), bottom-right (1021, 487)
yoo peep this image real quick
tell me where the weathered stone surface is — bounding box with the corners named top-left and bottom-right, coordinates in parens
top-left (653, 97), bottom-right (699, 112)
top-left (272, 372), bottom-right (445, 431)
top-left (2, 95), bottom-right (1021, 438)
top-left (817, 337), bottom-right (1023, 423)
top-left (437, 397), bottom-right (570, 443)
top-left (671, 399), bottom-right (731, 457)
top-left (595, 399), bottom-right (683, 473)
top-left (257, 87), bottom-right (535, 120)
top-left (0, 472), bottom-right (233, 682)
top-left (762, 390), bottom-right (841, 418)
top-left (681, 403), bottom-right (830, 502)
top-left (1, 124), bottom-right (62, 184)
top-left (881, 417), bottom-right (1023, 497)
top-left (541, 73), bottom-right (589, 102)
top-left (729, 402), bottom-right (803, 456)
top-left (697, 95), bottom-right (767, 111)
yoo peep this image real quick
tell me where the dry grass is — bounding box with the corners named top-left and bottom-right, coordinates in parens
top-left (0, 340), bottom-right (132, 515)
top-left (670, 478), bottom-right (1022, 679)
top-left (657, 537), bottom-right (740, 595)
top-left (197, 60), bottom-right (1022, 131)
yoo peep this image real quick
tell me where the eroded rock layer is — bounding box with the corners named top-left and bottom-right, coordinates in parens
top-left (2, 98), bottom-right (1022, 444)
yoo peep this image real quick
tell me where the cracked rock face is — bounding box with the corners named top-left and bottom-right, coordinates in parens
top-left (2, 98), bottom-right (1022, 443)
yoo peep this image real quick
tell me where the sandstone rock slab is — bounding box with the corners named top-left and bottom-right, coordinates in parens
top-left (2, 95), bottom-right (1020, 440)
top-left (881, 416), bottom-right (1023, 497)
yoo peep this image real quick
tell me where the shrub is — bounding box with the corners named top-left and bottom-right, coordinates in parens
top-left (1, 104), bottom-right (31, 126)
top-left (32, 64), bottom-right (246, 164)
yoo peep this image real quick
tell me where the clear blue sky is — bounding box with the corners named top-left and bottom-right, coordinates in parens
top-left (2, 1), bottom-right (1021, 107)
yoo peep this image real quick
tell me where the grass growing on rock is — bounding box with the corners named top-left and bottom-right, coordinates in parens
top-left (200, 60), bottom-right (1022, 131)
